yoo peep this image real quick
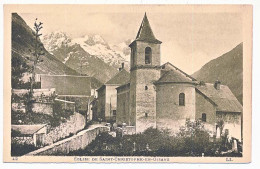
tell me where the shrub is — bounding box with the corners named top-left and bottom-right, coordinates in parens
top-left (66, 119), bottom-right (241, 157)
top-left (11, 141), bottom-right (38, 156)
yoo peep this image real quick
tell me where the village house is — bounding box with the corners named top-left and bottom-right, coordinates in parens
top-left (36, 74), bottom-right (101, 121)
top-left (11, 124), bottom-right (48, 147)
top-left (112, 13), bottom-right (243, 141)
top-left (94, 65), bottom-right (129, 122)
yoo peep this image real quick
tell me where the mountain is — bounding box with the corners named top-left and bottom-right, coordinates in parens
top-left (192, 43), bottom-right (243, 104)
top-left (12, 13), bottom-right (79, 77)
top-left (42, 32), bottom-right (130, 82)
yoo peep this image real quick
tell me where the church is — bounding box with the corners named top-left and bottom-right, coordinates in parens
top-left (96, 13), bottom-right (243, 141)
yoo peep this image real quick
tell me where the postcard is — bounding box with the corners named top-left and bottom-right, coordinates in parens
top-left (3, 4), bottom-right (252, 163)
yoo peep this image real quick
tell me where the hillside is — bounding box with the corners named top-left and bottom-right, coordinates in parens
top-left (12, 13), bottom-right (79, 80)
top-left (192, 43), bottom-right (243, 104)
top-left (42, 32), bottom-right (130, 83)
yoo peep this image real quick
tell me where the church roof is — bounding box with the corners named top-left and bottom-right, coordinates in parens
top-left (155, 62), bottom-right (197, 84)
top-left (196, 83), bottom-right (242, 113)
top-left (155, 70), bottom-right (197, 84)
top-left (130, 13), bottom-right (161, 46)
top-left (105, 69), bottom-right (130, 85)
top-left (161, 62), bottom-right (197, 81)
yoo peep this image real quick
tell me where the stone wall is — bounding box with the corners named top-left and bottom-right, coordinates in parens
top-left (44, 113), bottom-right (85, 145)
top-left (54, 99), bottom-right (75, 112)
top-left (25, 126), bottom-right (109, 156)
top-left (156, 83), bottom-right (196, 133)
top-left (12, 136), bottom-right (34, 145)
top-left (32, 102), bottom-right (53, 116)
top-left (12, 88), bottom-right (55, 98)
top-left (122, 126), bottom-right (136, 135)
top-left (12, 103), bottom-right (26, 113)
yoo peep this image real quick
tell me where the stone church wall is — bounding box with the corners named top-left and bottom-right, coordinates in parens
top-left (195, 91), bottom-right (216, 125)
top-left (156, 83), bottom-right (196, 133)
top-left (129, 71), bottom-right (137, 126)
top-left (135, 41), bottom-right (161, 66)
top-left (133, 69), bottom-right (161, 133)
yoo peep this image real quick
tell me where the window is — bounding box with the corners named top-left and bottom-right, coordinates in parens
top-left (145, 113), bottom-right (148, 117)
top-left (202, 113), bottom-right (206, 122)
top-left (145, 47), bottom-right (152, 64)
top-left (145, 86), bottom-right (148, 90)
top-left (112, 110), bottom-right (116, 116)
top-left (179, 93), bottom-right (185, 106)
top-left (131, 48), bottom-right (136, 67)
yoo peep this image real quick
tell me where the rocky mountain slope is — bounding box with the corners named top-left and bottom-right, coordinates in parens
top-left (12, 13), bottom-right (79, 77)
top-left (192, 43), bottom-right (243, 104)
top-left (42, 32), bottom-right (130, 82)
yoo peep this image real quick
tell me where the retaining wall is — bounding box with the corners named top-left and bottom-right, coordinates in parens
top-left (44, 113), bottom-right (85, 145)
top-left (25, 126), bottom-right (109, 156)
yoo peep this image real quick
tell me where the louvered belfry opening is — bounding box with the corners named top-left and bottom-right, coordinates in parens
top-left (145, 47), bottom-right (152, 64)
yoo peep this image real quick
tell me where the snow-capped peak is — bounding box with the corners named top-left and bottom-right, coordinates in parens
top-left (73, 34), bottom-right (108, 47)
top-left (42, 30), bottom-right (72, 53)
top-left (42, 31), bottom-right (130, 69)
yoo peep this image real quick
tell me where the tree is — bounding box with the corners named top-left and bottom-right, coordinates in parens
top-left (25, 18), bottom-right (45, 113)
top-left (29, 18), bottom-right (44, 93)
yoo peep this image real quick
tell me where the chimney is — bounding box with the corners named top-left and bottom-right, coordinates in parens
top-left (214, 80), bottom-right (221, 90)
top-left (119, 63), bottom-right (124, 71)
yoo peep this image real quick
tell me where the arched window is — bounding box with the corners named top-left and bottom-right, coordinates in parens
top-left (179, 93), bottom-right (185, 106)
top-left (145, 47), bottom-right (152, 64)
top-left (202, 113), bottom-right (206, 122)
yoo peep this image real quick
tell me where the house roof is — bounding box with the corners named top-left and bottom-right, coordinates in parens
top-left (11, 124), bottom-right (47, 136)
top-left (196, 83), bottom-right (243, 112)
top-left (155, 63), bottom-right (197, 84)
top-left (130, 13), bottom-right (161, 46)
top-left (105, 69), bottom-right (130, 85)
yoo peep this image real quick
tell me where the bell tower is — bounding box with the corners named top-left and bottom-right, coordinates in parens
top-left (129, 13), bottom-right (162, 133)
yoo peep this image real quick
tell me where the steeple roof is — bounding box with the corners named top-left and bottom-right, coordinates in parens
top-left (130, 13), bottom-right (161, 46)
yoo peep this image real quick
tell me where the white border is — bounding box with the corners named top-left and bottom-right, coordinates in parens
top-left (1, 0), bottom-right (260, 169)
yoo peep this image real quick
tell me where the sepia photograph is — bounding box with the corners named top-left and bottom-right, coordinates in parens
top-left (3, 4), bottom-right (252, 163)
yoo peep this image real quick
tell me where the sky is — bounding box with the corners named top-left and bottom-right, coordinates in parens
top-left (19, 7), bottom-right (243, 74)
